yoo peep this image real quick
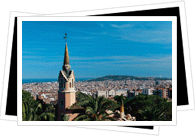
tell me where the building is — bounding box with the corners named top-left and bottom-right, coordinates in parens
top-left (153, 89), bottom-right (163, 98)
top-left (142, 88), bottom-right (154, 95)
top-left (115, 89), bottom-right (127, 96)
top-left (153, 88), bottom-right (168, 99)
top-left (96, 90), bottom-right (108, 97)
top-left (96, 89), bottom-right (127, 98)
top-left (108, 89), bottom-right (116, 97)
top-left (168, 88), bottom-right (172, 98)
top-left (127, 90), bottom-right (135, 99)
top-left (136, 89), bottom-right (142, 95)
top-left (58, 34), bottom-right (78, 121)
top-left (36, 92), bottom-right (57, 104)
top-left (162, 89), bottom-right (168, 99)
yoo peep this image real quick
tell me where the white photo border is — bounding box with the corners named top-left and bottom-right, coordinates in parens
top-left (177, 2), bottom-right (195, 111)
top-left (0, 12), bottom-right (41, 121)
top-left (17, 16), bottom-right (177, 126)
top-left (2, 1), bottom-right (193, 132)
top-left (1, 2), bottom-right (192, 122)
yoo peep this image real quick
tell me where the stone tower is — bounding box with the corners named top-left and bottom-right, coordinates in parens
top-left (58, 34), bottom-right (76, 121)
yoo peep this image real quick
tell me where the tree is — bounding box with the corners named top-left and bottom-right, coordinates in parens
top-left (124, 94), bottom-right (172, 121)
top-left (22, 101), bottom-right (42, 121)
top-left (22, 90), bottom-right (55, 121)
top-left (22, 90), bottom-right (34, 105)
top-left (73, 92), bottom-right (119, 121)
top-left (61, 114), bottom-right (70, 121)
top-left (114, 95), bottom-right (128, 105)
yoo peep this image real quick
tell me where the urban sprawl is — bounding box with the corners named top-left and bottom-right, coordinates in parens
top-left (22, 79), bottom-right (172, 104)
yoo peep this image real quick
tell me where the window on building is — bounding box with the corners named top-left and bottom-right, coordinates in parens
top-left (60, 79), bottom-right (63, 88)
top-left (72, 79), bottom-right (74, 87)
top-left (62, 81), bottom-right (65, 88)
top-left (70, 82), bottom-right (71, 88)
top-left (60, 100), bottom-right (64, 107)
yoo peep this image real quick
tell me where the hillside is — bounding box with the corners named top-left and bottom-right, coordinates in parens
top-left (86, 75), bottom-right (171, 82)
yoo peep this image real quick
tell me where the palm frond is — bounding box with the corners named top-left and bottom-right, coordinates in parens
top-left (74, 114), bottom-right (89, 121)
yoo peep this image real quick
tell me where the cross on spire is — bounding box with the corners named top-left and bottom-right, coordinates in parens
top-left (64, 33), bottom-right (68, 43)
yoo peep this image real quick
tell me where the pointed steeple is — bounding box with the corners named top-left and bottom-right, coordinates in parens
top-left (64, 42), bottom-right (70, 65)
top-left (62, 33), bottom-right (71, 73)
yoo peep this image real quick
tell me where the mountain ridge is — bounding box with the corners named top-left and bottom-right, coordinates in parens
top-left (85, 75), bottom-right (172, 82)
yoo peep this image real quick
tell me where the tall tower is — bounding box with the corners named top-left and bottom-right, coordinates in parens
top-left (58, 33), bottom-right (76, 121)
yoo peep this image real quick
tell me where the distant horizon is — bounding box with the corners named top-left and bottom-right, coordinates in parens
top-left (22, 75), bottom-right (172, 84)
top-left (22, 74), bottom-right (172, 80)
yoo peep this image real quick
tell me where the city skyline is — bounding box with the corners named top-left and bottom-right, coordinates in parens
top-left (22, 21), bottom-right (172, 79)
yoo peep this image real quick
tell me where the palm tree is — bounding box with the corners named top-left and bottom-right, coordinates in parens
top-left (22, 90), bottom-right (55, 121)
top-left (125, 94), bottom-right (172, 121)
top-left (73, 92), bottom-right (119, 121)
top-left (39, 112), bottom-right (55, 121)
top-left (22, 101), bottom-right (42, 121)
top-left (22, 100), bottom-right (55, 121)
top-left (39, 103), bottom-right (55, 121)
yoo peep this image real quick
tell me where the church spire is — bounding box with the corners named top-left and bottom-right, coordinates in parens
top-left (64, 42), bottom-right (70, 65)
top-left (62, 33), bottom-right (71, 72)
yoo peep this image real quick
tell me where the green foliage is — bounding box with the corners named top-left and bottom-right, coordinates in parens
top-left (22, 90), bottom-right (34, 106)
top-left (74, 92), bottom-right (119, 121)
top-left (22, 90), bottom-right (171, 121)
top-left (61, 114), bottom-right (70, 121)
top-left (114, 95), bottom-right (128, 105)
top-left (125, 94), bottom-right (172, 121)
top-left (22, 90), bottom-right (55, 121)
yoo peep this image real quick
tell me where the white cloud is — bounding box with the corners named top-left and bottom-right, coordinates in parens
top-left (110, 24), bottom-right (134, 28)
top-left (98, 23), bottom-right (104, 27)
top-left (70, 55), bottom-right (172, 62)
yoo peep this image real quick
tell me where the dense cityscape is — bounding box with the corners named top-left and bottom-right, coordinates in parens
top-left (22, 76), bottom-right (172, 105)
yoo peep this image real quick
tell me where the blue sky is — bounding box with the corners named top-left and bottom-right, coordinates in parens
top-left (22, 21), bottom-right (172, 79)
